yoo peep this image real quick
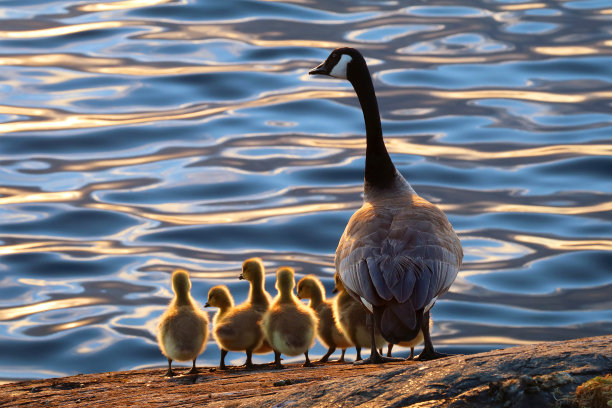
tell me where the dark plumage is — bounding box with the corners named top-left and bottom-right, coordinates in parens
top-left (310, 47), bottom-right (462, 363)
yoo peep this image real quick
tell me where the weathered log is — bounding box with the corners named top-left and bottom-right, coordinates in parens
top-left (2, 335), bottom-right (610, 407)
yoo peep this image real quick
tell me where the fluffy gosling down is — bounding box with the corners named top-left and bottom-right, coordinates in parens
top-left (239, 257), bottom-right (273, 355)
top-left (205, 285), bottom-right (267, 370)
top-left (157, 269), bottom-right (209, 377)
top-left (332, 273), bottom-right (386, 361)
top-left (296, 275), bottom-right (352, 363)
top-left (262, 267), bottom-right (319, 369)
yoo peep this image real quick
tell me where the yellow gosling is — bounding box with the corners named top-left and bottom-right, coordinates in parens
top-left (239, 257), bottom-right (273, 354)
top-left (157, 269), bottom-right (209, 377)
top-left (332, 274), bottom-right (386, 361)
top-left (262, 267), bottom-right (319, 369)
top-left (296, 275), bottom-right (352, 363)
top-left (205, 285), bottom-right (266, 370)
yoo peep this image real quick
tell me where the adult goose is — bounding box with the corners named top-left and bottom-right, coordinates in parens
top-left (309, 47), bottom-right (463, 363)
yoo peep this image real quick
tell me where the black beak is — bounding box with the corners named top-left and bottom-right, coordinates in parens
top-left (309, 61), bottom-right (330, 76)
top-left (204, 302), bottom-right (210, 307)
top-left (239, 274), bottom-right (244, 280)
top-left (332, 287), bottom-right (338, 294)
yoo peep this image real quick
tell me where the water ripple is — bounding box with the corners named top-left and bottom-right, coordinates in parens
top-left (0, 0), bottom-right (610, 381)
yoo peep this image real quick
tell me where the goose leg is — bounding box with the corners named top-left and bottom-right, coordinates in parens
top-left (387, 343), bottom-right (394, 357)
top-left (303, 351), bottom-right (314, 367)
top-left (274, 350), bottom-right (284, 369)
top-left (317, 346), bottom-right (336, 363)
top-left (354, 315), bottom-right (403, 365)
top-left (220, 349), bottom-right (229, 370)
top-left (415, 311), bottom-right (447, 361)
top-left (164, 358), bottom-right (175, 377)
top-left (339, 348), bottom-right (346, 363)
top-left (355, 346), bottom-right (362, 361)
top-left (186, 359), bottom-right (198, 375)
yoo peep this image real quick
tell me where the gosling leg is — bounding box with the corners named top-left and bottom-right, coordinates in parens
top-left (318, 346), bottom-right (336, 363)
top-left (220, 349), bottom-right (229, 370)
top-left (274, 350), bottom-right (284, 369)
top-left (164, 358), bottom-right (175, 377)
top-left (244, 349), bottom-right (254, 369)
top-left (186, 359), bottom-right (198, 375)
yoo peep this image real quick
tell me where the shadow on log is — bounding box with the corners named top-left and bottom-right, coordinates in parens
top-left (2, 335), bottom-right (610, 407)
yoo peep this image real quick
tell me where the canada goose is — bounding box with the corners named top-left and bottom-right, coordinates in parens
top-left (310, 48), bottom-right (463, 363)
top-left (332, 273), bottom-right (386, 361)
top-left (296, 275), bottom-right (352, 362)
top-left (261, 267), bottom-right (319, 369)
top-left (157, 269), bottom-right (209, 376)
top-left (205, 285), bottom-right (266, 369)
top-left (239, 257), bottom-right (273, 354)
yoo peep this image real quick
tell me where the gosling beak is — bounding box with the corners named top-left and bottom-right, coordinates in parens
top-left (204, 302), bottom-right (210, 307)
top-left (309, 61), bottom-right (330, 76)
top-left (332, 288), bottom-right (338, 294)
top-left (239, 274), bottom-right (245, 280)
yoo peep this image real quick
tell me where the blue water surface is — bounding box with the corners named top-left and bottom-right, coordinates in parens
top-left (0, 0), bottom-right (611, 383)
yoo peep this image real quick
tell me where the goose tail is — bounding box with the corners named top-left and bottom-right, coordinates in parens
top-left (374, 304), bottom-right (422, 345)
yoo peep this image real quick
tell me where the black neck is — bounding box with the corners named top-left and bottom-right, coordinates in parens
top-left (348, 60), bottom-right (396, 190)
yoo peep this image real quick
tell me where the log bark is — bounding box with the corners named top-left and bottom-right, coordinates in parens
top-left (1, 335), bottom-right (610, 407)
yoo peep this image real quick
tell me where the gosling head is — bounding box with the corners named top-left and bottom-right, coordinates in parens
top-left (275, 267), bottom-right (296, 294)
top-left (171, 269), bottom-right (191, 296)
top-left (296, 275), bottom-right (324, 300)
top-left (309, 47), bottom-right (365, 80)
top-left (240, 257), bottom-right (264, 282)
top-left (205, 285), bottom-right (234, 309)
top-left (332, 272), bottom-right (345, 294)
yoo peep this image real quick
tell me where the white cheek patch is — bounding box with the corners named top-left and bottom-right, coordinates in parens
top-left (329, 54), bottom-right (352, 79)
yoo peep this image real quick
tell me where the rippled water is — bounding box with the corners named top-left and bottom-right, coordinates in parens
top-left (1, 0), bottom-right (611, 383)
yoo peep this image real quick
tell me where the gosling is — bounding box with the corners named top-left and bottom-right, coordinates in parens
top-left (296, 275), bottom-right (352, 362)
top-left (157, 269), bottom-right (209, 377)
top-left (261, 267), bottom-right (319, 369)
top-left (239, 257), bottom-right (273, 355)
top-left (205, 285), bottom-right (266, 370)
top-left (332, 273), bottom-right (386, 361)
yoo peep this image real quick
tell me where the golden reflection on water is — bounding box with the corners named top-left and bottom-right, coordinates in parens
top-left (430, 89), bottom-right (589, 103)
top-left (0, 90), bottom-right (354, 134)
top-left (140, 24), bottom-right (347, 49)
top-left (490, 202), bottom-right (612, 217)
top-left (0, 297), bottom-right (106, 321)
top-left (533, 46), bottom-right (602, 56)
top-left (0, 240), bottom-right (151, 256)
top-left (0, 190), bottom-right (81, 205)
top-left (76, 0), bottom-right (174, 12)
top-left (441, 336), bottom-right (542, 346)
top-left (0, 54), bottom-right (275, 76)
top-left (0, 21), bottom-right (130, 39)
top-left (499, 3), bottom-right (547, 11)
top-left (514, 235), bottom-right (612, 252)
top-left (86, 201), bottom-right (360, 225)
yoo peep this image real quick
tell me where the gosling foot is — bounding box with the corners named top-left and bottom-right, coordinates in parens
top-left (164, 369), bottom-right (176, 377)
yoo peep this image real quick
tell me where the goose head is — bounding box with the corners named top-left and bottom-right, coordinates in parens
top-left (275, 267), bottom-right (296, 294)
top-left (171, 269), bottom-right (191, 297)
top-left (205, 285), bottom-right (234, 309)
top-left (240, 257), bottom-right (264, 282)
top-left (309, 47), bottom-right (365, 81)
